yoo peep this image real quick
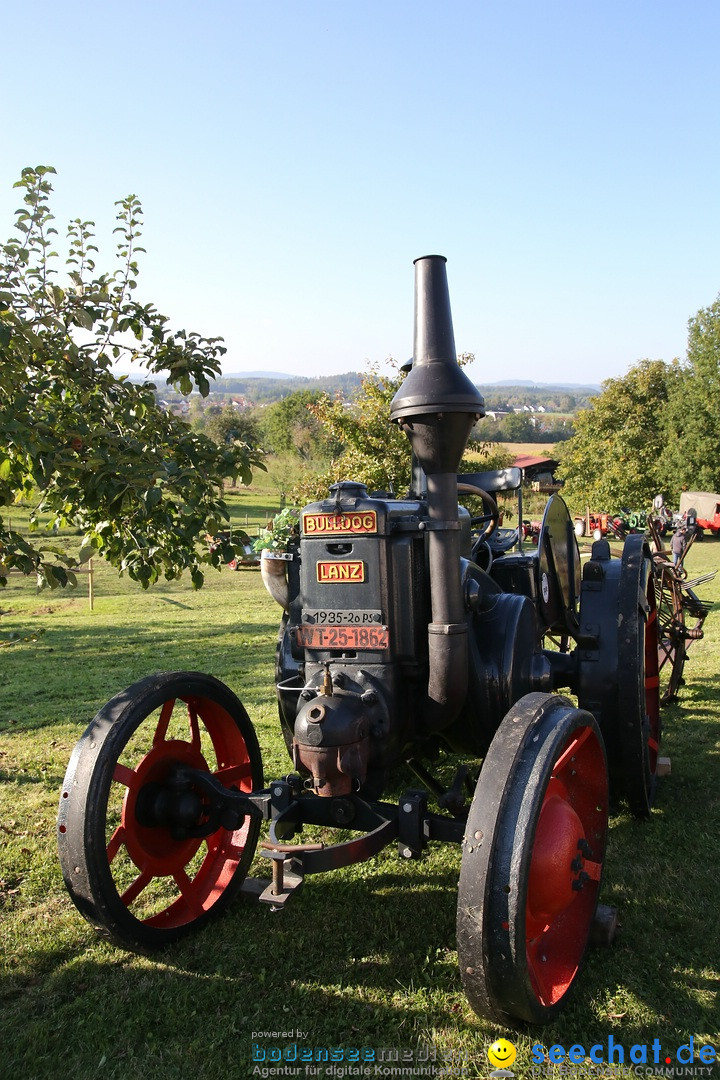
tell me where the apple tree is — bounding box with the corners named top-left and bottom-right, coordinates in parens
top-left (0, 166), bottom-right (264, 590)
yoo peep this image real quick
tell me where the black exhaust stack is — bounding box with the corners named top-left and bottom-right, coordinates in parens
top-left (390, 256), bottom-right (485, 731)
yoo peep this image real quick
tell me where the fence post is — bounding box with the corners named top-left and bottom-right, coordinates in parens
top-left (88, 559), bottom-right (94, 611)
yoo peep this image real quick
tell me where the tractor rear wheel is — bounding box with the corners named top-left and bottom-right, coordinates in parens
top-left (576, 535), bottom-right (661, 817)
top-left (617, 537), bottom-right (661, 816)
top-left (457, 693), bottom-right (608, 1025)
top-left (58, 672), bottom-right (263, 951)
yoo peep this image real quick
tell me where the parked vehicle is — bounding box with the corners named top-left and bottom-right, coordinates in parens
top-left (206, 529), bottom-right (259, 569)
top-left (679, 491), bottom-right (720, 537)
top-left (574, 509), bottom-right (652, 541)
top-left (574, 512), bottom-right (612, 541)
top-left (612, 509), bottom-right (649, 537)
top-left (651, 496), bottom-right (675, 537)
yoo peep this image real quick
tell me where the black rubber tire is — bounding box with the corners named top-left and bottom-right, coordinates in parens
top-left (58, 672), bottom-right (263, 951)
top-left (457, 693), bottom-right (608, 1025)
top-left (617, 537), bottom-right (661, 817)
top-left (576, 536), bottom-right (661, 818)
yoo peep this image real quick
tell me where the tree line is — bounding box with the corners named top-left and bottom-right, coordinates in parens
top-left (201, 372), bottom-right (363, 404)
top-left (181, 376), bottom-right (585, 456)
top-left (165, 376), bottom-right (597, 413)
top-left (478, 385), bottom-right (598, 413)
top-left (556, 311), bottom-right (720, 510)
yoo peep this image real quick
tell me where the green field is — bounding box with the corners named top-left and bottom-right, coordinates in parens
top-left (1, 482), bottom-right (719, 1078)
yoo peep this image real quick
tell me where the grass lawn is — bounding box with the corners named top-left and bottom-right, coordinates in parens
top-left (1, 485), bottom-right (719, 1079)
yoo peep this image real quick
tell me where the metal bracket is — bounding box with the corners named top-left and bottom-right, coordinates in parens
top-left (257, 842), bottom-right (320, 907)
top-left (398, 790), bottom-right (429, 859)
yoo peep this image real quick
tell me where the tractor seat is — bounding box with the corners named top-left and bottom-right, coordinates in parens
top-left (487, 527), bottom-right (521, 554)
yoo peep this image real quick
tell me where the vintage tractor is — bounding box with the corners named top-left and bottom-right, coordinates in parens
top-left (573, 511), bottom-right (611, 541)
top-left (58, 256), bottom-right (660, 1025)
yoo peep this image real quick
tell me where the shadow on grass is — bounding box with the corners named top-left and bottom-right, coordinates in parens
top-left (2, 798), bottom-right (718, 1076)
top-left (0, 619), bottom-right (280, 735)
top-left (2, 865), bottom-right (470, 1076)
top-left (3, 849), bottom-right (716, 1077)
top-left (0, 767), bottom-right (68, 786)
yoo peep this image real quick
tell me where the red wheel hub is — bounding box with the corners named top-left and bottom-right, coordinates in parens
top-left (120, 740), bottom-right (209, 875)
top-left (524, 727), bottom-right (606, 1007)
top-left (527, 781), bottom-right (584, 928)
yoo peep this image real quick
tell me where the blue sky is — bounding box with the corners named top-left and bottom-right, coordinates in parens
top-left (3, 0), bottom-right (719, 385)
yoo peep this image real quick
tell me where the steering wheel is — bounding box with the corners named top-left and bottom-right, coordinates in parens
top-left (457, 482), bottom-right (500, 545)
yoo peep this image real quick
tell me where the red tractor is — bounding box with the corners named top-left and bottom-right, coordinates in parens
top-left (573, 512), bottom-right (612, 541)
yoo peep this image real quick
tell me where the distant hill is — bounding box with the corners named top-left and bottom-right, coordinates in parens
top-left (156, 371), bottom-right (600, 412)
top-left (476, 382), bottom-right (599, 413)
top-left (224, 370), bottom-right (300, 379)
top-left (202, 371), bottom-right (363, 404)
top-left (485, 380), bottom-right (602, 392)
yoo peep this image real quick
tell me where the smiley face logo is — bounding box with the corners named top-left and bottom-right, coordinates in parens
top-left (487, 1039), bottom-right (517, 1070)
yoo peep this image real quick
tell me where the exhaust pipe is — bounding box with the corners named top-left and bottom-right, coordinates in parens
top-left (390, 256), bottom-right (485, 731)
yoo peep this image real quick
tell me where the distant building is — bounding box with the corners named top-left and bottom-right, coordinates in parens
top-left (512, 454), bottom-right (561, 492)
top-left (158, 397), bottom-right (189, 416)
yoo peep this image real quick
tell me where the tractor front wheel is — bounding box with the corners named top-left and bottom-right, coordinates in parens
top-left (457, 693), bottom-right (609, 1024)
top-left (58, 672), bottom-right (263, 951)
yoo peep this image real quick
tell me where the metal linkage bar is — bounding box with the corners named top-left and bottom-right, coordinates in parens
top-left (174, 769), bottom-right (466, 907)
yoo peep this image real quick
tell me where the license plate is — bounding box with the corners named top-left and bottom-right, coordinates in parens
top-left (295, 625), bottom-right (390, 650)
top-left (303, 609), bottom-right (382, 626)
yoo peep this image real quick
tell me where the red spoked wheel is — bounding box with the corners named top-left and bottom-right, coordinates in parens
top-left (457, 693), bottom-right (609, 1024)
top-left (58, 672), bottom-right (263, 950)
